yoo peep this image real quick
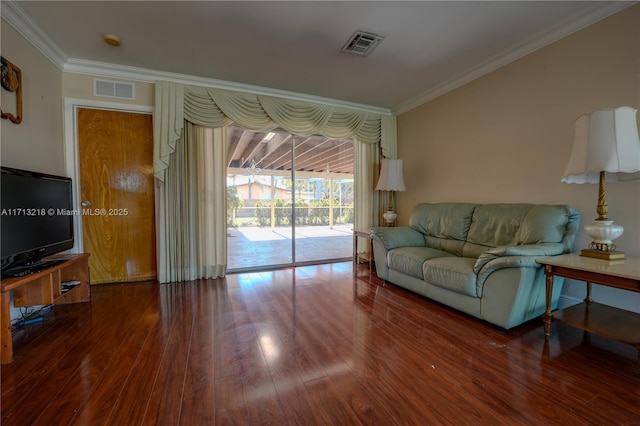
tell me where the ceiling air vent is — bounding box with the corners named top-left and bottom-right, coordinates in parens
top-left (342, 31), bottom-right (384, 56)
top-left (94, 79), bottom-right (135, 100)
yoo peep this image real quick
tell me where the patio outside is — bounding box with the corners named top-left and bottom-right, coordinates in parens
top-left (227, 224), bottom-right (353, 271)
top-left (226, 129), bottom-right (355, 271)
top-left (227, 174), bottom-right (353, 272)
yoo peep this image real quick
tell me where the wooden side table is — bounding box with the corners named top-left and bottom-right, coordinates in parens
top-left (1, 254), bottom-right (91, 363)
top-left (537, 254), bottom-right (640, 364)
top-left (353, 229), bottom-right (374, 273)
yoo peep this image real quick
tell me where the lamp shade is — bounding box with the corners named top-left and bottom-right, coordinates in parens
top-left (375, 159), bottom-right (406, 191)
top-left (562, 106), bottom-right (640, 184)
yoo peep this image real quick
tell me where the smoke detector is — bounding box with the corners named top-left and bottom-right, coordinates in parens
top-left (341, 31), bottom-right (384, 56)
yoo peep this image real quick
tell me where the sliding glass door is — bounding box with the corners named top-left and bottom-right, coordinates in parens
top-left (292, 134), bottom-right (354, 264)
top-left (226, 127), bottom-right (353, 271)
top-left (226, 128), bottom-right (294, 270)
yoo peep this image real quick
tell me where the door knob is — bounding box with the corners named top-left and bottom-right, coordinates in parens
top-left (81, 200), bottom-right (91, 207)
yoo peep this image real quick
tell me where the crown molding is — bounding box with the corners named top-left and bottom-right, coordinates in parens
top-left (393, 1), bottom-right (636, 115)
top-left (1, 0), bottom-right (390, 115)
top-left (63, 59), bottom-right (392, 115)
top-left (0, 0), bottom-right (391, 115)
top-left (4, 0), bottom-right (631, 117)
top-left (0, 0), bottom-right (68, 69)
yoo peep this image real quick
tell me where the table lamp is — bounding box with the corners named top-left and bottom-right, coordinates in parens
top-left (375, 159), bottom-right (406, 226)
top-left (561, 106), bottom-right (640, 260)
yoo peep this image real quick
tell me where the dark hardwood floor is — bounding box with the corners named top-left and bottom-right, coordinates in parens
top-left (2, 262), bottom-right (639, 425)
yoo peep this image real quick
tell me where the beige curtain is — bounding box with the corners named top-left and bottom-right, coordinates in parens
top-left (354, 141), bottom-right (381, 256)
top-left (154, 81), bottom-right (396, 182)
top-left (154, 80), bottom-right (397, 281)
top-left (156, 122), bottom-right (227, 283)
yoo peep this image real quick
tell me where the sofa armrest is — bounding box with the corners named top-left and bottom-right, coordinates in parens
top-left (370, 226), bottom-right (425, 251)
top-left (473, 243), bottom-right (565, 274)
top-left (476, 255), bottom-right (546, 292)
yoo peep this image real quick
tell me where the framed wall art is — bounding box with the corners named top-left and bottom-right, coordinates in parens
top-left (1, 56), bottom-right (23, 124)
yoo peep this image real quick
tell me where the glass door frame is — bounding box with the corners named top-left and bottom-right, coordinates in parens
top-left (226, 129), bottom-right (353, 273)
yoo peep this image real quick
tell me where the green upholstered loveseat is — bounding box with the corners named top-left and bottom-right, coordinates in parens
top-left (371, 203), bottom-right (580, 329)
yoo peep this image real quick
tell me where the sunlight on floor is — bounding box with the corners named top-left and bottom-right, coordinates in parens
top-left (227, 225), bottom-right (353, 270)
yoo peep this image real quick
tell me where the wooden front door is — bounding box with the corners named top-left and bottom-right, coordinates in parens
top-left (78, 108), bottom-right (156, 284)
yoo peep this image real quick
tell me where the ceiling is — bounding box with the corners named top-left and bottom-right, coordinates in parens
top-left (2, 1), bottom-right (632, 178)
top-left (3, 1), bottom-right (631, 114)
top-left (227, 127), bottom-right (355, 177)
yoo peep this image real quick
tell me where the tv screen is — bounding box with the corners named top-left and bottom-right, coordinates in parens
top-left (1, 167), bottom-right (74, 273)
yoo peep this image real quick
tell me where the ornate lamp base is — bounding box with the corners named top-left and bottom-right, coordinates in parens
top-left (581, 219), bottom-right (625, 260)
top-left (580, 249), bottom-right (625, 260)
top-left (383, 210), bottom-right (397, 226)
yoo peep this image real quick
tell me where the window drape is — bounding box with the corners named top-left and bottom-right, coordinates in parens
top-left (154, 80), bottom-right (397, 282)
top-left (156, 123), bottom-right (227, 283)
top-left (154, 81), bottom-right (396, 182)
top-left (354, 141), bottom-right (381, 257)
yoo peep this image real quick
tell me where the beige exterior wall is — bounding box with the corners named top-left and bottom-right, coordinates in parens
top-left (397, 5), bottom-right (640, 310)
top-left (1, 20), bottom-right (64, 175)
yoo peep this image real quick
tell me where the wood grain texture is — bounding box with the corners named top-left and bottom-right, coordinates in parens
top-left (1, 255), bottom-right (90, 363)
top-left (2, 262), bottom-right (639, 425)
top-left (78, 108), bottom-right (156, 284)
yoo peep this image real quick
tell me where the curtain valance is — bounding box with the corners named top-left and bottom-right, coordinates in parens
top-left (154, 81), bottom-right (396, 182)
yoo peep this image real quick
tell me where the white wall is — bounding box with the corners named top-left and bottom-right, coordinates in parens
top-left (397, 6), bottom-right (640, 312)
top-left (1, 19), bottom-right (66, 321)
top-left (1, 20), bottom-right (64, 175)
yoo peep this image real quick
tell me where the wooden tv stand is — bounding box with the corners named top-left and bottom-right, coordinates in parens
top-left (1, 253), bottom-right (90, 364)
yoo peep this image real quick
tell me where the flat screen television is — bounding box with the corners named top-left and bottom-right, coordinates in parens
top-left (1, 166), bottom-right (74, 276)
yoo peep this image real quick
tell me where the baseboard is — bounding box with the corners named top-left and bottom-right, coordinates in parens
top-left (557, 294), bottom-right (582, 310)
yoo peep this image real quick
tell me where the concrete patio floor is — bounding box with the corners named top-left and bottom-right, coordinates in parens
top-left (227, 224), bottom-right (353, 271)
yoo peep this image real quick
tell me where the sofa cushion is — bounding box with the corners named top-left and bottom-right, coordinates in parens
top-left (409, 203), bottom-right (476, 256)
top-left (422, 257), bottom-right (478, 297)
top-left (466, 204), bottom-right (533, 247)
top-left (515, 205), bottom-right (574, 244)
top-left (371, 226), bottom-right (425, 250)
top-left (462, 204), bottom-right (576, 258)
top-left (388, 247), bottom-right (453, 280)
